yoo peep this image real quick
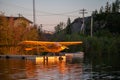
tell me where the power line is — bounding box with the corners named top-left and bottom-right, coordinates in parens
top-left (0, 1), bottom-right (81, 17)
top-left (23, 13), bottom-right (79, 17)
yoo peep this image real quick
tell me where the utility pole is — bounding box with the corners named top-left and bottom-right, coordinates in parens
top-left (91, 14), bottom-right (93, 37)
top-left (40, 24), bottom-right (43, 32)
top-left (79, 8), bottom-right (87, 34)
top-left (33, 0), bottom-right (36, 26)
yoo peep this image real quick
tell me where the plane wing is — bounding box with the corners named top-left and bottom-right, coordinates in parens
top-left (58, 42), bottom-right (83, 46)
top-left (18, 41), bottom-right (82, 52)
top-left (18, 41), bottom-right (82, 46)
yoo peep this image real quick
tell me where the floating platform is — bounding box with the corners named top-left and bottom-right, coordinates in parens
top-left (0, 52), bottom-right (84, 62)
top-left (0, 55), bottom-right (37, 59)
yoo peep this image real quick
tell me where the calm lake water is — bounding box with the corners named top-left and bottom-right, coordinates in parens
top-left (0, 56), bottom-right (87, 80)
top-left (0, 55), bottom-right (120, 80)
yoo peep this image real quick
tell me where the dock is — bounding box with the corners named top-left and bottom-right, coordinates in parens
top-left (0, 55), bottom-right (37, 59)
top-left (0, 52), bottom-right (84, 62)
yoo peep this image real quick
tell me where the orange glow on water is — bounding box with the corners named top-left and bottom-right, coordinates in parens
top-left (36, 56), bottom-right (66, 65)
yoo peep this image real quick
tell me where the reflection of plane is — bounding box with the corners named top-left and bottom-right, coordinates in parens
top-left (18, 41), bottom-right (82, 53)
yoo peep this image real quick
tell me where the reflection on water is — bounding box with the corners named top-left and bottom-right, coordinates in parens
top-left (0, 57), bottom-right (83, 80)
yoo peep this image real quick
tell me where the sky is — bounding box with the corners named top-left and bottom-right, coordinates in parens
top-left (0, 0), bottom-right (115, 31)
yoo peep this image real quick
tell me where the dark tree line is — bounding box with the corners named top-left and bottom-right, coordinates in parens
top-left (92, 0), bottom-right (120, 36)
top-left (66, 17), bottom-right (72, 34)
top-left (98, 0), bottom-right (120, 14)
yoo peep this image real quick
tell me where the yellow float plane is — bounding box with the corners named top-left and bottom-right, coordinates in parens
top-left (18, 41), bottom-right (82, 53)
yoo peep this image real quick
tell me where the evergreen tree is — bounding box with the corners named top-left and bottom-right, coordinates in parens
top-left (115, 0), bottom-right (120, 12)
top-left (92, 9), bottom-right (98, 17)
top-left (99, 6), bottom-right (104, 14)
top-left (54, 22), bottom-right (64, 33)
top-left (112, 0), bottom-right (120, 13)
top-left (105, 2), bottom-right (111, 13)
top-left (112, 3), bottom-right (116, 13)
top-left (66, 17), bottom-right (72, 34)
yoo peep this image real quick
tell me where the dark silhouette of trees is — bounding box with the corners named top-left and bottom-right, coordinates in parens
top-left (99, 6), bottom-right (104, 14)
top-left (105, 2), bottom-right (111, 13)
top-left (112, 2), bottom-right (116, 13)
top-left (114, 0), bottom-right (120, 12)
top-left (54, 22), bottom-right (65, 33)
top-left (92, 0), bottom-right (120, 35)
top-left (99, 0), bottom-right (120, 14)
top-left (66, 17), bottom-right (72, 34)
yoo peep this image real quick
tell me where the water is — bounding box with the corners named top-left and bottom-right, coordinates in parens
top-left (0, 56), bottom-right (120, 80)
top-left (0, 57), bottom-right (86, 80)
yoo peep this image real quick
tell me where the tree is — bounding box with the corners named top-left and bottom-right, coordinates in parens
top-left (0, 14), bottom-right (39, 54)
top-left (92, 9), bottom-right (98, 17)
top-left (112, 3), bottom-right (116, 13)
top-left (105, 2), bottom-right (111, 13)
top-left (114, 0), bottom-right (120, 12)
top-left (0, 14), bottom-right (10, 45)
top-left (54, 22), bottom-right (65, 33)
top-left (111, 0), bottom-right (120, 13)
top-left (66, 17), bottom-right (72, 34)
top-left (99, 6), bottom-right (104, 14)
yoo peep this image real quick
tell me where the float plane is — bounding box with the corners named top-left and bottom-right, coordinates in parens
top-left (18, 41), bottom-right (82, 53)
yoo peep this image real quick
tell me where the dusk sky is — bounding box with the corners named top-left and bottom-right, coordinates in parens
top-left (0, 0), bottom-right (115, 31)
